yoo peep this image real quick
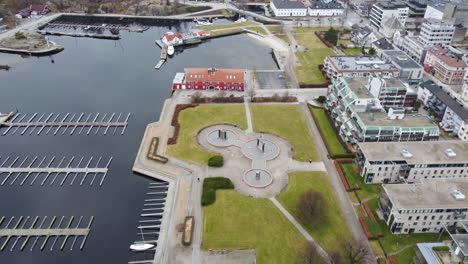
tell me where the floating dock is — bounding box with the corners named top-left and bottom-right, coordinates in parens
top-left (0, 112), bottom-right (130, 136)
top-left (0, 156), bottom-right (112, 186)
top-left (0, 216), bottom-right (94, 251)
top-left (154, 40), bottom-right (167, 70)
top-left (128, 181), bottom-right (169, 264)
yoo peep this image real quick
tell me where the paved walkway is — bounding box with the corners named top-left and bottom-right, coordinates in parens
top-left (244, 96), bottom-right (253, 133)
top-left (269, 197), bottom-right (330, 262)
top-left (300, 103), bottom-right (376, 263)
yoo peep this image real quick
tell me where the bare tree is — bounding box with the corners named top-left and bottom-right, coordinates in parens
top-left (297, 190), bottom-right (325, 224)
top-left (299, 242), bottom-right (327, 264)
top-left (331, 241), bottom-right (371, 264)
top-left (216, 90), bottom-right (226, 98)
top-left (247, 89), bottom-right (256, 101)
top-left (191, 91), bottom-right (203, 103)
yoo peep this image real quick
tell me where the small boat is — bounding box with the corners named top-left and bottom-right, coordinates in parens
top-left (167, 46), bottom-right (174, 56)
top-left (194, 18), bottom-right (212, 26)
top-left (84, 26), bottom-right (91, 30)
top-left (234, 17), bottom-right (247, 23)
top-left (129, 243), bottom-right (155, 251)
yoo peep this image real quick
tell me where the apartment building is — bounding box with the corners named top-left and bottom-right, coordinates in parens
top-left (270, 0), bottom-right (307, 17)
top-left (419, 19), bottom-right (455, 46)
top-left (424, 45), bottom-right (467, 86)
top-left (379, 179), bottom-right (468, 234)
top-left (418, 80), bottom-right (468, 141)
top-left (323, 56), bottom-right (400, 80)
top-left (356, 141), bottom-right (468, 184)
top-left (381, 50), bottom-right (423, 84)
top-left (370, 2), bottom-right (409, 29)
top-left (308, 0), bottom-right (344, 16)
top-left (325, 77), bottom-right (438, 147)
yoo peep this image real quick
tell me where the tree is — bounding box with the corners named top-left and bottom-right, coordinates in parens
top-left (247, 89), bottom-right (256, 101)
top-left (297, 190), bottom-right (325, 224)
top-left (316, 96), bottom-right (326, 104)
top-left (191, 91), bottom-right (203, 103)
top-left (324, 27), bottom-right (338, 46)
top-left (216, 90), bottom-right (226, 98)
top-left (368, 47), bottom-right (376, 55)
top-left (414, 99), bottom-right (422, 110)
top-left (331, 242), bottom-right (371, 264)
top-left (299, 243), bottom-right (326, 264)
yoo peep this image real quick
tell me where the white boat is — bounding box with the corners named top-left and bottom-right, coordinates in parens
top-left (194, 18), bottom-right (212, 26)
top-left (234, 17), bottom-right (247, 23)
top-left (167, 46), bottom-right (174, 56)
top-left (129, 243), bottom-right (155, 251)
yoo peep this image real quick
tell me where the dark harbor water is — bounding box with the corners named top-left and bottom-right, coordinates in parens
top-left (0, 21), bottom-right (277, 264)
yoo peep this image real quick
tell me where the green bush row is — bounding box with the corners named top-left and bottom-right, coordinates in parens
top-left (208, 155), bottom-right (224, 167)
top-left (432, 246), bottom-right (449, 252)
top-left (201, 177), bottom-right (234, 206)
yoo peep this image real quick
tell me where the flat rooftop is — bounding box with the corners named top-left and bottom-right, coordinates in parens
top-left (383, 50), bottom-right (422, 69)
top-left (345, 78), bottom-right (374, 99)
top-left (357, 111), bottom-right (437, 128)
top-left (328, 56), bottom-right (398, 72)
top-left (358, 140), bottom-right (468, 164)
top-left (384, 179), bottom-right (468, 209)
top-left (451, 234), bottom-right (468, 256)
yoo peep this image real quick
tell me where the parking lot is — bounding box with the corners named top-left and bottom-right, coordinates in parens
top-left (255, 70), bottom-right (289, 89)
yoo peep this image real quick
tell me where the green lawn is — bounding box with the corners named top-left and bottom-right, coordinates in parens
top-left (266, 25), bottom-right (284, 34)
top-left (309, 107), bottom-right (348, 157)
top-left (276, 34), bottom-right (291, 45)
top-left (343, 48), bottom-right (363, 56)
top-left (276, 172), bottom-right (352, 253)
top-left (292, 29), bottom-right (334, 85)
top-left (203, 190), bottom-right (307, 264)
top-left (200, 21), bottom-right (258, 31)
top-left (341, 163), bottom-right (382, 201)
top-left (211, 28), bottom-right (243, 36)
top-left (247, 26), bottom-right (267, 35)
top-left (166, 104), bottom-right (247, 164)
top-left (250, 104), bottom-right (320, 161)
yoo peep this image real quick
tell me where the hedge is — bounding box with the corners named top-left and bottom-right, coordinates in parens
top-left (201, 177), bottom-right (234, 206)
top-left (208, 155), bottom-right (224, 167)
top-left (432, 246), bottom-right (449, 252)
top-left (147, 137), bottom-right (169, 163)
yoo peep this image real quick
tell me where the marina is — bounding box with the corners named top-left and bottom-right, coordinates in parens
top-left (0, 156), bottom-right (112, 186)
top-left (0, 18), bottom-right (279, 264)
top-left (0, 112), bottom-right (130, 136)
top-left (0, 216), bottom-right (94, 252)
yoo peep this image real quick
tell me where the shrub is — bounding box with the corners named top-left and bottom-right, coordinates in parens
top-left (201, 177), bottom-right (234, 206)
top-left (208, 155), bottom-right (224, 167)
top-left (15, 32), bottom-right (26, 40)
top-left (316, 96), bottom-right (326, 104)
top-left (324, 27), bottom-right (338, 46)
top-left (297, 190), bottom-right (325, 224)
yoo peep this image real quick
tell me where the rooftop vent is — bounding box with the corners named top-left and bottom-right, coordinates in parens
top-left (400, 149), bottom-right (413, 158)
top-left (452, 190), bottom-right (465, 201)
top-left (445, 148), bottom-right (457, 158)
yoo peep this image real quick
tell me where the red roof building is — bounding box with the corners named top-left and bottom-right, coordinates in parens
top-left (424, 45), bottom-right (467, 85)
top-left (172, 68), bottom-right (246, 91)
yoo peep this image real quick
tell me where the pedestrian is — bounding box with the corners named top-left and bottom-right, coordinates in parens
top-left (309, 159), bottom-right (312, 164)
top-left (197, 177), bottom-right (200, 182)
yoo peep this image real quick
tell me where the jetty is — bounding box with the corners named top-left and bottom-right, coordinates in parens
top-left (0, 112), bottom-right (130, 136)
top-left (154, 40), bottom-right (167, 70)
top-left (38, 30), bottom-right (120, 40)
top-left (0, 156), bottom-right (113, 186)
top-left (0, 216), bottom-right (94, 251)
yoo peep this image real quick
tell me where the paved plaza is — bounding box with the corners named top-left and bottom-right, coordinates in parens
top-left (198, 124), bottom-right (324, 198)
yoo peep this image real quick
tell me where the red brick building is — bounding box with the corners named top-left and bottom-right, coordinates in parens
top-left (172, 68), bottom-right (246, 91)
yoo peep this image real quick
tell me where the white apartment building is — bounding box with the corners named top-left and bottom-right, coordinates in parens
top-left (370, 2), bottom-right (409, 29)
top-left (323, 56), bottom-right (400, 79)
top-left (270, 0), bottom-right (307, 17)
top-left (308, 0), bottom-right (344, 16)
top-left (357, 141), bottom-right (468, 184)
top-left (380, 179), bottom-right (468, 234)
top-left (419, 19), bottom-right (455, 46)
